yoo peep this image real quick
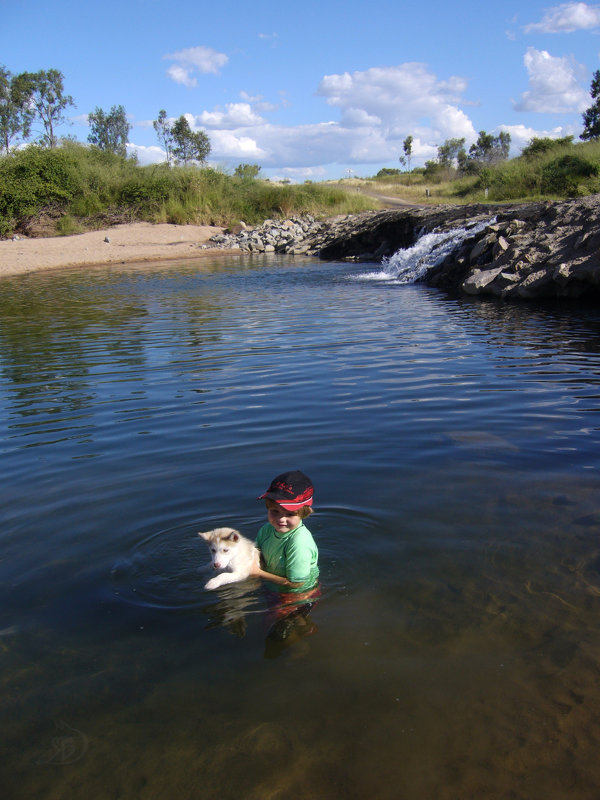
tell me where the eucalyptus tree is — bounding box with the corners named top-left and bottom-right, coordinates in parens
top-left (88, 104), bottom-right (130, 156)
top-left (581, 70), bottom-right (600, 140)
top-left (19, 69), bottom-right (74, 148)
top-left (171, 115), bottom-right (210, 165)
top-left (403, 134), bottom-right (413, 176)
top-left (437, 137), bottom-right (466, 169)
top-left (153, 109), bottom-right (175, 165)
top-left (0, 66), bottom-right (35, 152)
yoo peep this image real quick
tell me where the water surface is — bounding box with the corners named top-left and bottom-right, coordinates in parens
top-left (1, 253), bottom-right (600, 799)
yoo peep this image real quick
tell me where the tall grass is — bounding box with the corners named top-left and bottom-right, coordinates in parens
top-left (365, 138), bottom-right (600, 204)
top-left (0, 142), bottom-right (376, 238)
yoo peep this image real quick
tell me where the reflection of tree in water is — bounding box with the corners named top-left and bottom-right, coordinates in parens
top-left (0, 273), bottom-right (226, 429)
top-left (0, 277), bottom-right (147, 421)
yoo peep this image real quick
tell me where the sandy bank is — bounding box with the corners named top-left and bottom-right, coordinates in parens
top-left (0, 222), bottom-right (227, 277)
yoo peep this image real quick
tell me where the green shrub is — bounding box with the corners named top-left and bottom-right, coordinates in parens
top-left (0, 141), bottom-right (378, 236)
top-left (540, 154), bottom-right (599, 195)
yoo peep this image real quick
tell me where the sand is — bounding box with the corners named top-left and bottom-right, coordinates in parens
top-left (0, 222), bottom-right (227, 277)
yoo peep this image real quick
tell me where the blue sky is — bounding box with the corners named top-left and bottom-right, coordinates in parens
top-left (3, 0), bottom-right (600, 179)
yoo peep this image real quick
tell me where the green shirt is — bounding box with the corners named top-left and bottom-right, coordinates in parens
top-left (255, 521), bottom-right (319, 593)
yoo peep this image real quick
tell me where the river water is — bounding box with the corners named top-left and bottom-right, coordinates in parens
top-left (1, 251), bottom-right (600, 799)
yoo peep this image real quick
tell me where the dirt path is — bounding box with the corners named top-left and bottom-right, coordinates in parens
top-left (358, 189), bottom-right (425, 208)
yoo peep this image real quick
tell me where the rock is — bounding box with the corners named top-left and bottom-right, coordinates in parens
top-left (206, 195), bottom-right (600, 301)
top-left (462, 267), bottom-right (504, 295)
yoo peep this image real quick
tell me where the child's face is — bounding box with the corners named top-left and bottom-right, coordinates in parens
top-left (266, 500), bottom-right (302, 533)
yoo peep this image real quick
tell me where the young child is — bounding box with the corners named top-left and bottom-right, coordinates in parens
top-left (249, 470), bottom-right (319, 595)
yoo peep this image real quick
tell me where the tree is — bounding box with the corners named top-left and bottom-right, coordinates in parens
top-left (153, 109), bottom-right (174, 166)
top-left (522, 135), bottom-right (574, 159)
top-left (403, 135), bottom-right (413, 174)
top-left (88, 104), bottom-right (130, 157)
top-left (234, 163), bottom-right (261, 179)
top-left (19, 69), bottom-right (74, 148)
top-left (171, 115), bottom-right (210, 165)
top-left (376, 167), bottom-right (401, 177)
top-left (467, 130), bottom-right (511, 166)
top-left (437, 137), bottom-right (466, 169)
top-left (0, 66), bottom-right (35, 153)
top-left (581, 70), bottom-right (600, 140)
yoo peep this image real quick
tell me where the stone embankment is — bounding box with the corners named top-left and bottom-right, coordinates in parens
top-left (206, 195), bottom-right (600, 301)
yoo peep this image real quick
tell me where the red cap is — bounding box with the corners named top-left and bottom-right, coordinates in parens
top-left (258, 471), bottom-right (314, 511)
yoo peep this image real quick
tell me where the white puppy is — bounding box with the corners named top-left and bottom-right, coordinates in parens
top-left (199, 527), bottom-right (260, 590)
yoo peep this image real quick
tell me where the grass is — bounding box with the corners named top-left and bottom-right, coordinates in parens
top-left (0, 142), bottom-right (377, 238)
top-left (361, 137), bottom-right (600, 205)
top-left (4, 136), bottom-right (600, 239)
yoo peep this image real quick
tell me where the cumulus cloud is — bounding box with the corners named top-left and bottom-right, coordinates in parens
top-left (499, 123), bottom-right (578, 151)
top-left (513, 47), bottom-right (589, 113)
top-left (196, 103), bottom-right (265, 129)
top-left (163, 46), bottom-right (228, 87)
top-left (137, 62), bottom-right (484, 174)
top-left (525, 2), bottom-right (600, 33)
top-left (127, 144), bottom-right (167, 165)
top-left (208, 130), bottom-right (267, 159)
top-left (317, 64), bottom-right (477, 143)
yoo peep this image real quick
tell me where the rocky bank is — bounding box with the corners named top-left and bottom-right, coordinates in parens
top-left (206, 195), bottom-right (600, 301)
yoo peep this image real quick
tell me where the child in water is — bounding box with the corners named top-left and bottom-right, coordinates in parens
top-left (249, 470), bottom-right (320, 640)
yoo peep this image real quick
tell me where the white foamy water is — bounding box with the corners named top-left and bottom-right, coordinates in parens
top-left (352, 218), bottom-right (494, 284)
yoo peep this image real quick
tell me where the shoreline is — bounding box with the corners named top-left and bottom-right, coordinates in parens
top-left (0, 222), bottom-right (228, 277)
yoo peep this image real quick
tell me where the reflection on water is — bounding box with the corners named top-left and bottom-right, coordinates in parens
top-left (1, 255), bottom-right (600, 798)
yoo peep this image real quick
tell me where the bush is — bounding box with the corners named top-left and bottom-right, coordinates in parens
top-left (540, 154), bottom-right (599, 195)
top-left (0, 142), bottom-right (378, 237)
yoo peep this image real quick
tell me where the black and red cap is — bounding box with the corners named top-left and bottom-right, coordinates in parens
top-left (258, 470), bottom-right (314, 511)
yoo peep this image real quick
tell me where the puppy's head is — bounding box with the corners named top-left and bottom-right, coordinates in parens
top-left (199, 527), bottom-right (240, 570)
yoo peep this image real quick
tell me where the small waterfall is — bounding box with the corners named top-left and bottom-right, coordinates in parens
top-left (351, 217), bottom-right (494, 284)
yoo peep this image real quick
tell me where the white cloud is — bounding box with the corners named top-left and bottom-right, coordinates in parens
top-left (127, 144), bottom-right (167, 165)
top-left (316, 64), bottom-right (477, 143)
top-left (208, 130), bottom-right (267, 159)
top-left (239, 92), bottom-right (278, 113)
top-left (525, 2), bottom-right (600, 33)
top-left (514, 47), bottom-right (589, 112)
top-left (197, 103), bottom-right (265, 129)
top-left (163, 46), bottom-right (228, 87)
top-left (499, 123), bottom-right (578, 151)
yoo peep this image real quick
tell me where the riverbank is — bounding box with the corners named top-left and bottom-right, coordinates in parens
top-left (0, 222), bottom-right (226, 277)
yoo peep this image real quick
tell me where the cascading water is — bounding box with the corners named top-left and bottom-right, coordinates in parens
top-left (351, 217), bottom-right (494, 284)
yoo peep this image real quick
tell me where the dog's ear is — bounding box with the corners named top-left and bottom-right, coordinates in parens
top-left (227, 531), bottom-right (240, 542)
top-left (198, 531), bottom-right (212, 541)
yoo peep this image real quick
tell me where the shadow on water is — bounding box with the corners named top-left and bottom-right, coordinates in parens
top-left (1, 256), bottom-right (600, 798)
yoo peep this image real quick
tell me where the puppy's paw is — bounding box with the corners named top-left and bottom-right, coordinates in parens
top-left (205, 576), bottom-right (224, 590)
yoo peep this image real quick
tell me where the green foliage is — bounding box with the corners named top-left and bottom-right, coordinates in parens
top-left (581, 70), bottom-right (600, 141)
top-left (376, 167), bottom-right (402, 177)
top-left (540, 154), bottom-right (599, 195)
top-left (423, 159), bottom-right (443, 181)
top-left (0, 141), bottom-right (376, 237)
top-left (0, 144), bottom-right (84, 234)
top-left (18, 69), bottom-right (75, 148)
top-left (153, 109), bottom-right (174, 166)
top-left (521, 136), bottom-right (574, 159)
top-left (171, 115), bottom-right (211, 165)
top-left (463, 130), bottom-right (511, 173)
top-left (437, 138), bottom-right (466, 169)
top-left (234, 163), bottom-right (261, 179)
top-left (88, 105), bottom-right (130, 157)
top-left (0, 65), bottom-right (35, 152)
